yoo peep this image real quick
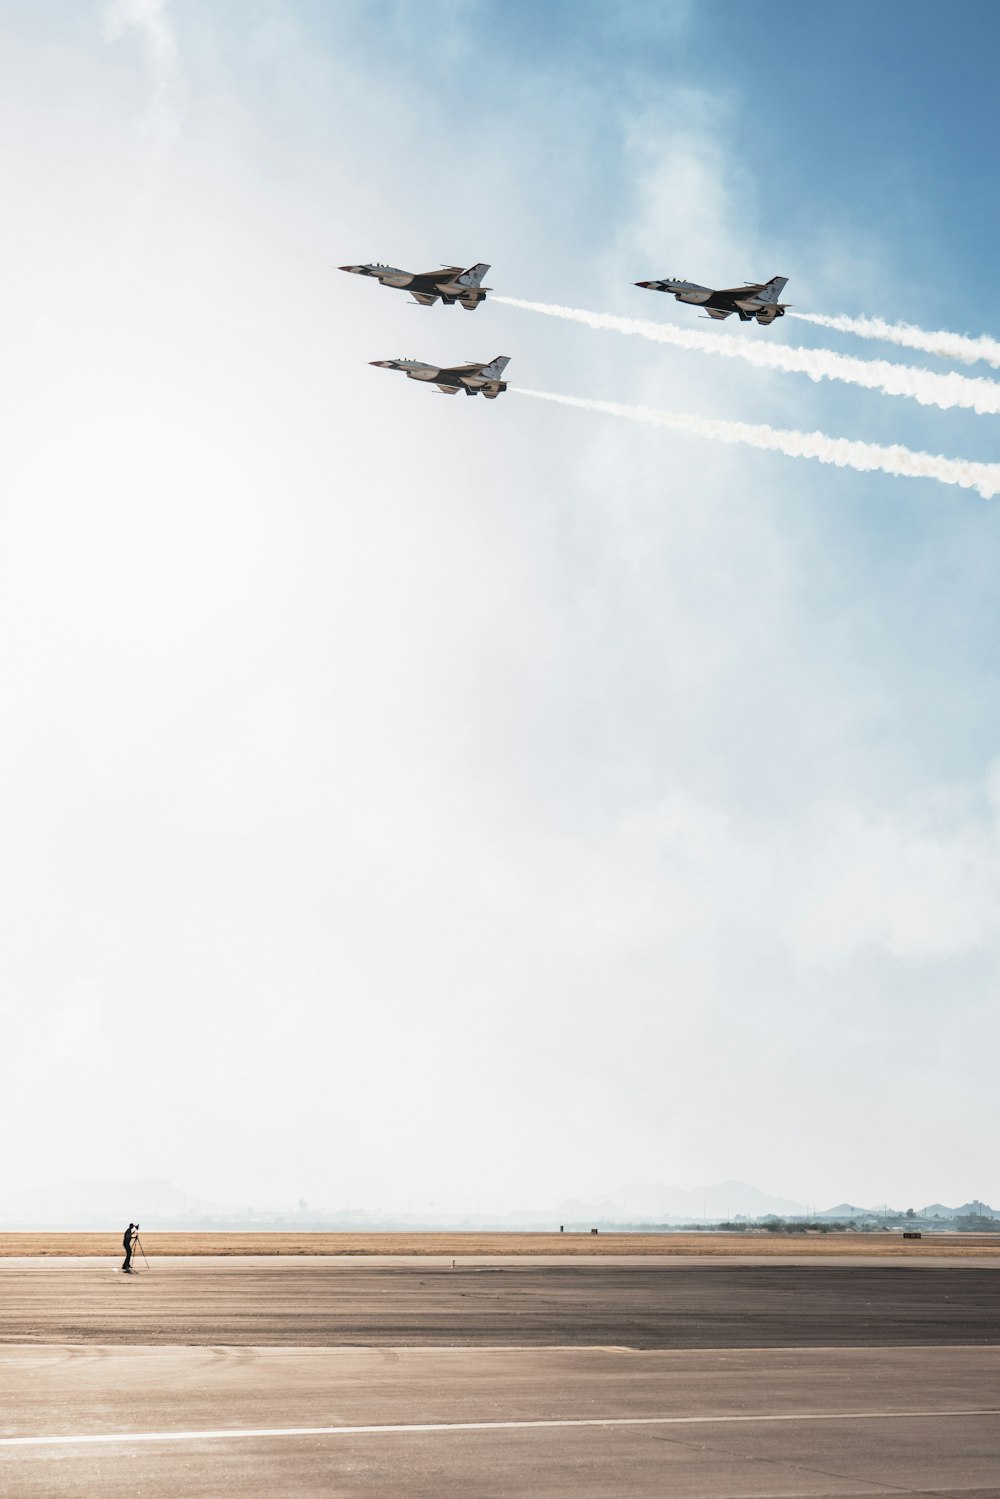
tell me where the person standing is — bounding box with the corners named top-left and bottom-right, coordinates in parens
top-left (122, 1222), bottom-right (138, 1273)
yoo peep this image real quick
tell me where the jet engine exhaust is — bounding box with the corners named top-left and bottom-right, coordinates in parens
top-left (510, 387), bottom-right (1000, 499)
top-left (494, 296), bottom-right (1000, 415)
top-left (789, 311), bottom-right (1000, 371)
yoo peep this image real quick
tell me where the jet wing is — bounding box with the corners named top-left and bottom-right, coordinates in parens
top-left (414, 267), bottom-right (463, 280)
top-left (409, 292), bottom-right (439, 306)
top-left (715, 283), bottom-right (764, 296)
top-left (436, 383), bottom-right (460, 394)
top-left (705, 307), bottom-right (732, 319)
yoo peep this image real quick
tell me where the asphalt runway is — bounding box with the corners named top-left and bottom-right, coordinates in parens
top-left (3, 1258), bottom-right (1000, 1496)
top-left (3, 1256), bottom-right (1000, 1349)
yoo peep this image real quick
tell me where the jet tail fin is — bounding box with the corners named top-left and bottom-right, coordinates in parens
top-left (457, 262), bottom-right (490, 287)
top-left (757, 276), bottom-right (788, 304)
top-left (481, 355), bottom-right (509, 378)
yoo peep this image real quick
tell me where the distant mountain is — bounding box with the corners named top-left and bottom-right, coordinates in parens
top-left (817, 1200), bottom-right (1000, 1222)
top-left (554, 1186), bottom-right (1000, 1226)
top-left (0, 1176), bottom-right (229, 1227)
top-left (505, 1181), bottom-right (810, 1225)
top-left (599, 1180), bottom-right (809, 1221)
top-left (5, 1178), bottom-right (995, 1231)
top-left (816, 1203), bottom-right (877, 1220)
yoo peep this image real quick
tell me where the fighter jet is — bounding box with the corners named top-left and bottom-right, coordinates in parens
top-left (635, 274), bottom-right (789, 324)
top-left (340, 261), bottom-right (492, 310)
top-left (369, 355), bottom-right (510, 397)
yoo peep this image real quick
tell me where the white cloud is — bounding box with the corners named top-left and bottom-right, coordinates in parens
top-left (1, 5), bottom-right (998, 1215)
top-left (612, 781), bottom-right (1000, 968)
top-left (101, 0), bottom-right (180, 139)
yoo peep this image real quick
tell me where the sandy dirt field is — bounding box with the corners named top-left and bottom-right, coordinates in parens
top-left (0, 1230), bottom-right (997, 1257)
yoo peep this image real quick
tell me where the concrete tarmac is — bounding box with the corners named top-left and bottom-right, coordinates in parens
top-left (3, 1344), bottom-right (1000, 1497)
top-left (4, 1257), bottom-right (1000, 1496)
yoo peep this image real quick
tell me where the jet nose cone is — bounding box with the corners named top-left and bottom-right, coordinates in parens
top-left (634, 280), bottom-right (652, 288)
top-left (369, 360), bottom-right (390, 367)
top-left (340, 265), bottom-right (359, 273)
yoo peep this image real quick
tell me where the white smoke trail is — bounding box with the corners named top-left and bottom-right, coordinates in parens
top-left (790, 311), bottom-right (1000, 371)
top-left (494, 296), bottom-right (1000, 416)
top-left (511, 387), bottom-right (1000, 499)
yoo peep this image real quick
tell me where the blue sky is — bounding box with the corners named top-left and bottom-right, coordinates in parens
top-left (471, 0), bottom-right (1000, 283)
top-left (262, 0), bottom-right (1000, 309)
top-left (1, 1), bottom-right (999, 1218)
top-left (681, 0), bottom-right (1000, 295)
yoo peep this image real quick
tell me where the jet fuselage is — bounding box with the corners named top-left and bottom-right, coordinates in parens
top-left (341, 262), bottom-right (492, 309)
top-left (636, 275), bottom-right (789, 325)
top-left (369, 356), bottom-right (510, 398)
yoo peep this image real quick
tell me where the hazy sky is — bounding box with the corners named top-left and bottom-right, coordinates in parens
top-left (2, 0), bottom-right (999, 1215)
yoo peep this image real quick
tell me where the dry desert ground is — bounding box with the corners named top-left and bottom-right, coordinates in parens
top-left (1, 1229), bottom-right (997, 1257)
